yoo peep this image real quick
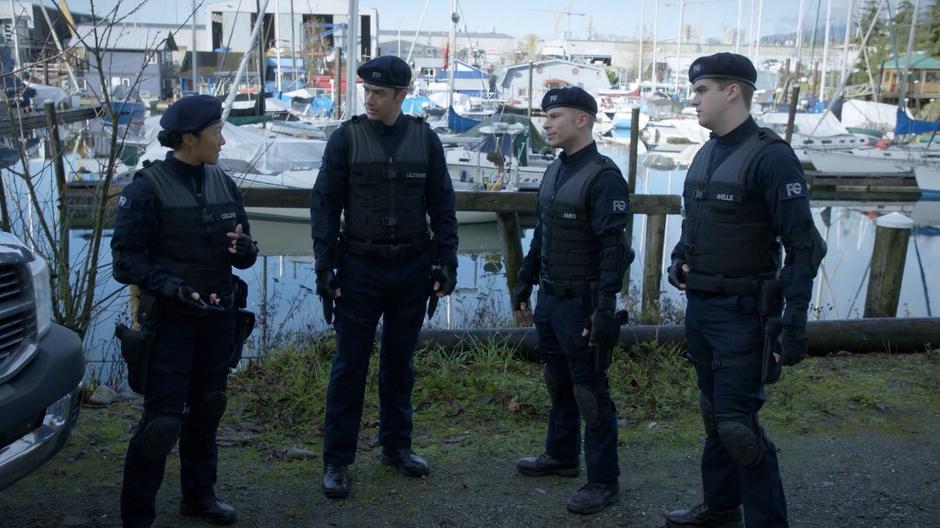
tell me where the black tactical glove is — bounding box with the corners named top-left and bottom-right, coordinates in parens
top-left (779, 324), bottom-right (808, 366)
top-left (588, 297), bottom-right (620, 352)
top-left (667, 259), bottom-right (687, 290)
top-left (231, 233), bottom-right (258, 259)
top-left (512, 281), bottom-right (533, 311)
top-left (175, 284), bottom-right (222, 312)
top-left (316, 269), bottom-right (337, 324)
top-left (430, 264), bottom-right (457, 296)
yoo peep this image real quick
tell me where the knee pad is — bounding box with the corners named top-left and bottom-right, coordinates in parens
top-left (139, 414), bottom-right (182, 461)
top-left (699, 393), bottom-right (718, 438)
top-left (189, 391), bottom-right (227, 432)
top-left (716, 412), bottom-right (766, 468)
top-left (573, 384), bottom-right (604, 429)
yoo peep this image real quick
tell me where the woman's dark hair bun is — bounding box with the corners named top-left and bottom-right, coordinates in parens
top-left (157, 129), bottom-right (184, 149)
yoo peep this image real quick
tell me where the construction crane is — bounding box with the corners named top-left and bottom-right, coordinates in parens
top-left (523, 6), bottom-right (588, 38)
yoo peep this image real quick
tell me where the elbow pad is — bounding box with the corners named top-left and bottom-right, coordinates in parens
top-left (784, 226), bottom-right (827, 275)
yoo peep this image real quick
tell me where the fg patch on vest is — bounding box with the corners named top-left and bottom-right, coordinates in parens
top-left (611, 199), bottom-right (628, 213)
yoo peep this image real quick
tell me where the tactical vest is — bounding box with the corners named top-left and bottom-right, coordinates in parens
top-left (342, 115), bottom-right (430, 244)
top-left (683, 127), bottom-right (785, 278)
top-left (140, 160), bottom-right (241, 295)
top-left (538, 155), bottom-right (618, 285)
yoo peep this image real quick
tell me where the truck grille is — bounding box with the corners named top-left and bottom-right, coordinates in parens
top-left (0, 312), bottom-right (28, 366)
top-left (0, 264), bottom-right (32, 369)
top-left (0, 266), bottom-right (22, 302)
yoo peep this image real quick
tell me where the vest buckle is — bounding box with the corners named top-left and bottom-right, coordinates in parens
top-left (381, 216), bottom-right (400, 227)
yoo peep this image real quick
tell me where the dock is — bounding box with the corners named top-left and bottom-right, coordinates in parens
top-left (0, 105), bottom-right (101, 136)
top-left (804, 171), bottom-right (919, 201)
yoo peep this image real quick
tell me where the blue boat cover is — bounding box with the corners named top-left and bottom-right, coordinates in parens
top-left (448, 106), bottom-right (482, 133)
top-left (895, 108), bottom-right (940, 136)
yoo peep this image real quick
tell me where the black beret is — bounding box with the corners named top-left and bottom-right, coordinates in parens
top-left (357, 55), bottom-right (411, 89)
top-left (541, 86), bottom-right (597, 116)
top-left (688, 52), bottom-right (757, 88)
top-left (159, 95), bottom-right (222, 134)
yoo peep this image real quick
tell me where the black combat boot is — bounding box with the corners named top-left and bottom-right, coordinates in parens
top-left (664, 502), bottom-right (743, 528)
top-left (380, 448), bottom-right (430, 477)
top-left (515, 453), bottom-right (580, 477)
top-left (322, 464), bottom-right (350, 498)
top-left (179, 496), bottom-right (237, 525)
top-left (566, 482), bottom-right (620, 515)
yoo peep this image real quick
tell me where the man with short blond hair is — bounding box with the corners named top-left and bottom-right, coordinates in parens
top-left (664, 52), bottom-right (825, 528)
top-left (512, 86), bottom-right (633, 515)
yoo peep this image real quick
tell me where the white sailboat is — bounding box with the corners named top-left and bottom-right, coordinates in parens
top-left (914, 164), bottom-right (940, 198)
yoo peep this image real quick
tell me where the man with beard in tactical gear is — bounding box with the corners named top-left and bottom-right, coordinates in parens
top-left (310, 55), bottom-right (458, 499)
top-left (512, 86), bottom-right (633, 515)
top-left (663, 53), bottom-right (826, 528)
top-left (112, 95), bottom-right (258, 528)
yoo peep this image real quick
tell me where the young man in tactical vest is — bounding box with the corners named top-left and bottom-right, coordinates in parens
top-left (310, 55), bottom-right (459, 499)
top-left (511, 86), bottom-right (633, 515)
top-left (663, 53), bottom-right (826, 528)
top-left (112, 95), bottom-right (259, 528)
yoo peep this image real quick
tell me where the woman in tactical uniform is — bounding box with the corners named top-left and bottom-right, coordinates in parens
top-left (111, 95), bottom-right (258, 528)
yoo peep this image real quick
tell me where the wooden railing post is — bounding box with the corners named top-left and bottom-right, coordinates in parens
top-left (622, 106), bottom-right (641, 296)
top-left (496, 212), bottom-right (525, 306)
top-left (641, 214), bottom-right (666, 323)
top-left (864, 212), bottom-right (913, 318)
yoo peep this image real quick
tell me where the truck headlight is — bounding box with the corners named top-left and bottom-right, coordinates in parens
top-left (28, 257), bottom-right (53, 338)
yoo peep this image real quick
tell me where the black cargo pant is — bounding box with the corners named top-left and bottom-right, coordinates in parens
top-left (120, 310), bottom-right (235, 528)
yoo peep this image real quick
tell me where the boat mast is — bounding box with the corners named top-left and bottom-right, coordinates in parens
top-left (899, 0), bottom-right (921, 108)
top-left (290, 0), bottom-right (297, 91)
top-left (820, 0), bottom-right (833, 102)
top-left (447, 0), bottom-right (457, 111)
top-left (221, 0), bottom-right (271, 121)
top-left (735, 0), bottom-right (743, 53)
top-left (651, 0), bottom-right (659, 92)
top-left (795, 0), bottom-right (805, 71)
top-left (406, 0), bottom-right (431, 65)
top-left (636, 0), bottom-right (645, 90)
top-left (345, 0), bottom-right (359, 117)
top-left (837, 0), bottom-right (855, 93)
top-left (754, 0), bottom-right (764, 67)
top-left (275, 0), bottom-right (282, 93)
top-left (674, 0), bottom-right (684, 96)
top-left (192, 0), bottom-right (198, 93)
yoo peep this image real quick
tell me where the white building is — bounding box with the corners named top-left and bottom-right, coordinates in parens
top-left (205, 0), bottom-right (378, 61)
top-left (500, 59), bottom-right (610, 110)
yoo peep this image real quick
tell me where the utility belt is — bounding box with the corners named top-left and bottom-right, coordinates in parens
top-left (684, 271), bottom-right (777, 296)
top-left (341, 234), bottom-right (429, 259)
top-left (538, 275), bottom-right (594, 298)
top-left (115, 277), bottom-right (255, 394)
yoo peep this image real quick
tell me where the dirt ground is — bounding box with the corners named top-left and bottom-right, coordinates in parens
top-left (2, 355), bottom-right (940, 528)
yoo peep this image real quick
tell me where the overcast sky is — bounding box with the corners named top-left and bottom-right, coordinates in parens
top-left (63, 0), bottom-right (861, 42)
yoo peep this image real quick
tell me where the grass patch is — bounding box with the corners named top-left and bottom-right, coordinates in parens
top-left (230, 337), bottom-right (940, 451)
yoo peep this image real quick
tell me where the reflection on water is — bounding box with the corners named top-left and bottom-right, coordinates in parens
top-left (4, 145), bottom-right (940, 368)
